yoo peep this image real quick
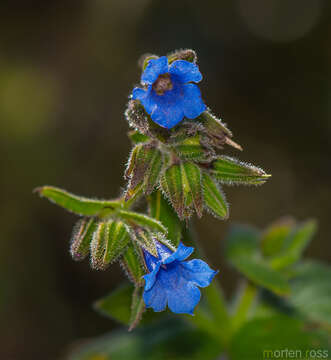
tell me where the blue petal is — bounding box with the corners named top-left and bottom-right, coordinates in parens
top-left (141, 56), bottom-right (168, 85)
top-left (132, 87), bottom-right (147, 102)
top-left (167, 281), bottom-right (201, 315)
top-left (143, 262), bottom-right (202, 314)
top-left (169, 60), bottom-right (202, 84)
top-left (132, 86), bottom-right (157, 115)
top-left (163, 242), bottom-right (194, 265)
top-left (182, 83), bottom-right (206, 119)
top-left (149, 91), bottom-right (184, 129)
top-left (155, 242), bottom-right (173, 262)
top-left (143, 249), bottom-right (160, 272)
top-left (181, 259), bottom-right (218, 287)
top-left (143, 277), bottom-right (167, 312)
top-left (143, 262), bottom-right (161, 291)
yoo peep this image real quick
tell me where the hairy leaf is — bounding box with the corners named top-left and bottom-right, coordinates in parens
top-left (121, 244), bottom-right (145, 286)
top-left (202, 172), bottom-right (229, 219)
top-left (90, 222), bottom-right (108, 270)
top-left (210, 156), bottom-right (270, 185)
top-left (104, 221), bottom-right (130, 265)
top-left (174, 135), bottom-right (207, 161)
top-left (117, 210), bottom-right (167, 234)
top-left (36, 186), bottom-right (121, 216)
top-left (70, 217), bottom-right (97, 261)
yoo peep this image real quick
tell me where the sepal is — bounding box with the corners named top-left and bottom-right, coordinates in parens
top-left (127, 130), bottom-right (150, 144)
top-left (210, 156), bottom-right (271, 185)
top-left (90, 222), bottom-right (108, 270)
top-left (90, 221), bottom-right (130, 270)
top-left (160, 162), bottom-right (203, 220)
top-left (125, 100), bottom-right (170, 141)
top-left (125, 142), bottom-right (163, 199)
top-left (202, 172), bottom-right (229, 219)
top-left (121, 244), bottom-right (145, 286)
top-left (70, 217), bottom-right (97, 261)
top-left (131, 228), bottom-right (158, 257)
top-left (167, 49), bottom-right (197, 64)
top-left (173, 135), bottom-right (211, 161)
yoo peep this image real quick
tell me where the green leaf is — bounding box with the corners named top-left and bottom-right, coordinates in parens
top-left (288, 261), bottom-right (331, 326)
top-left (129, 286), bottom-right (145, 331)
top-left (121, 244), bottom-right (145, 286)
top-left (68, 319), bottom-right (221, 360)
top-left (128, 130), bottom-right (150, 144)
top-left (229, 315), bottom-right (330, 360)
top-left (202, 172), bottom-right (229, 219)
top-left (270, 220), bottom-right (317, 270)
top-left (103, 221), bottom-right (130, 265)
top-left (230, 257), bottom-right (290, 295)
top-left (94, 283), bottom-right (133, 325)
top-left (261, 217), bottom-right (295, 257)
top-left (35, 186), bottom-right (121, 216)
top-left (94, 282), bottom-right (146, 331)
top-left (225, 225), bottom-right (289, 294)
top-left (210, 156), bottom-right (271, 185)
top-left (148, 191), bottom-right (182, 246)
top-left (70, 217), bottom-right (97, 261)
top-left (117, 210), bottom-right (167, 234)
top-left (225, 225), bottom-right (260, 259)
top-left (181, 162), bottom-right (203, 217)
top-left (197, 111), bottom-right (232, 137)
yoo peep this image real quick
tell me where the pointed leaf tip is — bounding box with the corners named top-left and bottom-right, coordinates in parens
top-left (211, 156), bottom-right (270, 186)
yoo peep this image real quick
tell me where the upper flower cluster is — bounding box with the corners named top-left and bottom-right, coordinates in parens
top-left (132, 56), bottom-right (206, 129)
top-left (143, 241), bottom-right (217, 314)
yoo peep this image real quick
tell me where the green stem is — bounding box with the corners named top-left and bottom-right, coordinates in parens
top-left (204, 282), bottom-right (232, 345)
top-left (231, 282), bottom-right (257, 333)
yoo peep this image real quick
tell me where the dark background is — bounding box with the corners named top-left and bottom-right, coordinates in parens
top-left (1, 1), bottom-right (330, 359)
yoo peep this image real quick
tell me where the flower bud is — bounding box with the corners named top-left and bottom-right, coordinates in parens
top-left (168, 49), bottom-right (197, 64)
top-left (161, 161), bottom-right (203, 220)
top-left (70, 217), bottom-right (97, 261)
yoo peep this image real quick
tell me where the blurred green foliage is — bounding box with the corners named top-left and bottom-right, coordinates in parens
top-left (68, 218), bottom-right (331, 360)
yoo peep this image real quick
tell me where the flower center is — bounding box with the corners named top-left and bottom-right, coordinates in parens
top-left (152, 73), bottom-right (173, 95)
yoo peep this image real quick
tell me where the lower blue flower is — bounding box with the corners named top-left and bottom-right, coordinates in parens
top-left (142, 241), bottom-right (218, 315)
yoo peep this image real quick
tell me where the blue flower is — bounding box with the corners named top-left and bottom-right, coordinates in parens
top-left (132, 56), bottom-right (206, 129)
top-left (142, 241), bottom-right (217, 315)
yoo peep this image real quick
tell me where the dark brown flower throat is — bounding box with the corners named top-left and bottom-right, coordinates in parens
top-left (153, 73), bottom-right (173, 95)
